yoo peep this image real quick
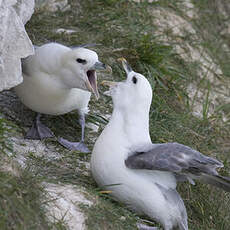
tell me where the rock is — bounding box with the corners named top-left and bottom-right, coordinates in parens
top-left (44, 183), bottom-right (92, 230)
top-left (56, 28), bottom-right (77, 34)
top-left (150, 6), bottom-right (230, 119)
top-left (35, 0), bottom-right (70, 12)
top-left (13, 0), bottom-right (35, 24)
top-left (0, 0), bottom-right (34, 92)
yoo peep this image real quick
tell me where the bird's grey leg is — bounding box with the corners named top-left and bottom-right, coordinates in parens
top-left (58, 113), bottom-right (90, 153)
top-left (79, 112), bottom-right (86, 142)
top-left (26, 113), bottom-right (54, 139)
top-left (137, 223), bottom-right (159, 230)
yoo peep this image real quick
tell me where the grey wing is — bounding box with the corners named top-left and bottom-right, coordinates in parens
top-left (156, 183), bottom-right (188, 230)
top-left (125, 142), bottom-right (230, 192)
top-left (21, 57), bottom-right (31, 76)
top-left (21, 45), bottom-right (39, 76)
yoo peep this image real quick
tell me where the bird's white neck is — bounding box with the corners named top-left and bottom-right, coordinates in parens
top-left (108, 107), bottom-right (151, 147)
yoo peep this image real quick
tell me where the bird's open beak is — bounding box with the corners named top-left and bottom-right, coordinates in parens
top-left (117, 57), bottom-right (133, 74)
top-left (101, 80), bottom-right (118, 97)
top-left (85, 78), bottom-right (99, 99)
top-left (101, 80), bottom-right (118, 87)
top-left (85, 62), bottom-right (112, 100)
top-left (101, 58), bottom-right (131, 92)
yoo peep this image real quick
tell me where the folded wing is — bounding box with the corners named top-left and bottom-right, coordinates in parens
top-left (125, 142), bottom-right (230, 192)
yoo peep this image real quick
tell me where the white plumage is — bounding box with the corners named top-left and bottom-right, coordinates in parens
top-left (91, 58), bottom-right (230, 230)
top-left (14, 42), bottom-right (108, 152)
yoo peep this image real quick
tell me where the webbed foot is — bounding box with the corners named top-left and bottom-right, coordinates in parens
top-left (26, 114), bottom-right (54, 139)
top-left (58, 137), bottom-right (90, 153)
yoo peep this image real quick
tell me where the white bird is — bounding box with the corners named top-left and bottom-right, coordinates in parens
top-left (91, 58), bottom-right (230, 230)
top-left (14, 42), bottom-right (109, 152)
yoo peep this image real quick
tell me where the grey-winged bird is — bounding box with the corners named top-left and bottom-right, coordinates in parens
top-left (15, 42), bottom-right (110, 152)
top-left (91, 58), bottom-right (230, 229)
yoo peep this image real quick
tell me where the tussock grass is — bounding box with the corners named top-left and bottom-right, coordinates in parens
top-left (0, 168), bottom-right (51, 230)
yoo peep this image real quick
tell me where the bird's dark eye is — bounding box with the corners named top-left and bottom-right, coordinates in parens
top-left (132, 76), bottom-right (137, 84)
top-left (76, 58), bottom-right (86, 64)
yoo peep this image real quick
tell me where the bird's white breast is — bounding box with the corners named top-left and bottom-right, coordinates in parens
top-left (91, 112), bottom-right (178, 223)
top-left (14, 72), bottom-right (91, 115)
top-left (14, 43), bottom-right (93, 115)
top-left (91, 130), bottom-right (177, 225)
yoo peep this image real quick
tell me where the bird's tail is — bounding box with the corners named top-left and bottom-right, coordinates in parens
top-left (200, 174), bottom-right (230, 192)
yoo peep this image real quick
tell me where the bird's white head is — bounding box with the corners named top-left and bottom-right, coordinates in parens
top-left (61, 47), bottom-right (108, 99)
top-left (102, 58), bottom-right (153, 114)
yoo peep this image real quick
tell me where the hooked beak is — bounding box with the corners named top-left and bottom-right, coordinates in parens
top-left (117, 57), bottom-right (133, 74)
top-left (93, 61), bottom-right (112, 73)
top-left (85, 62), bottom-right (112, 100)
top-left (101, 80), bottom-right (118, 87)
top-left (100, 58), bottom-right (131, 94)
top-left (93, 61), bottom-right (106, 70)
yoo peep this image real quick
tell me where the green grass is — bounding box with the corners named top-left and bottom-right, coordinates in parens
top-left (0, 117), bottom-right (16, 155)
top-left (0, 117), bottom-right (67, 229)
top-left (0, 168), bottom-right (58, 230)
top-left (80, 196), bottom-right (139, 230)
top-left (0, 0), bottom-right (229, 229)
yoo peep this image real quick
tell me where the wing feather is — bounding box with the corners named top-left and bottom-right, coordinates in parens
top-left (125, 142), bottom-right (230, 192)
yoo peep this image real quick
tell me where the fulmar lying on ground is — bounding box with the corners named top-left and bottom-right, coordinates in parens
top-left (91, 58), bottom-right (230, 230)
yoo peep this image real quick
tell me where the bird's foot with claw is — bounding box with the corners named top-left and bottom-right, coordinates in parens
top-left (137, 223), bottom-right (159, 230)
top-left (58, 137), bottom-right (90, 153)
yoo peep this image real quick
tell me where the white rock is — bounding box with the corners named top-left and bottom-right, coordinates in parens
top-left (0, 0), bottom-right (34, 92)
top-left (13, 0), bottom-right (35, 24)
top-left (35, 0), bottom-right (70, 12)
top-left (7, 135), bottom-right (63, 168)
top-left (44, 183), bottom-right (92, 230)
top-left (56, 28), bottom-right (77, 34)
top-left (179, 0), bottom-right (198, 19)
top-left (150, 6), bottom-right (230, 120)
